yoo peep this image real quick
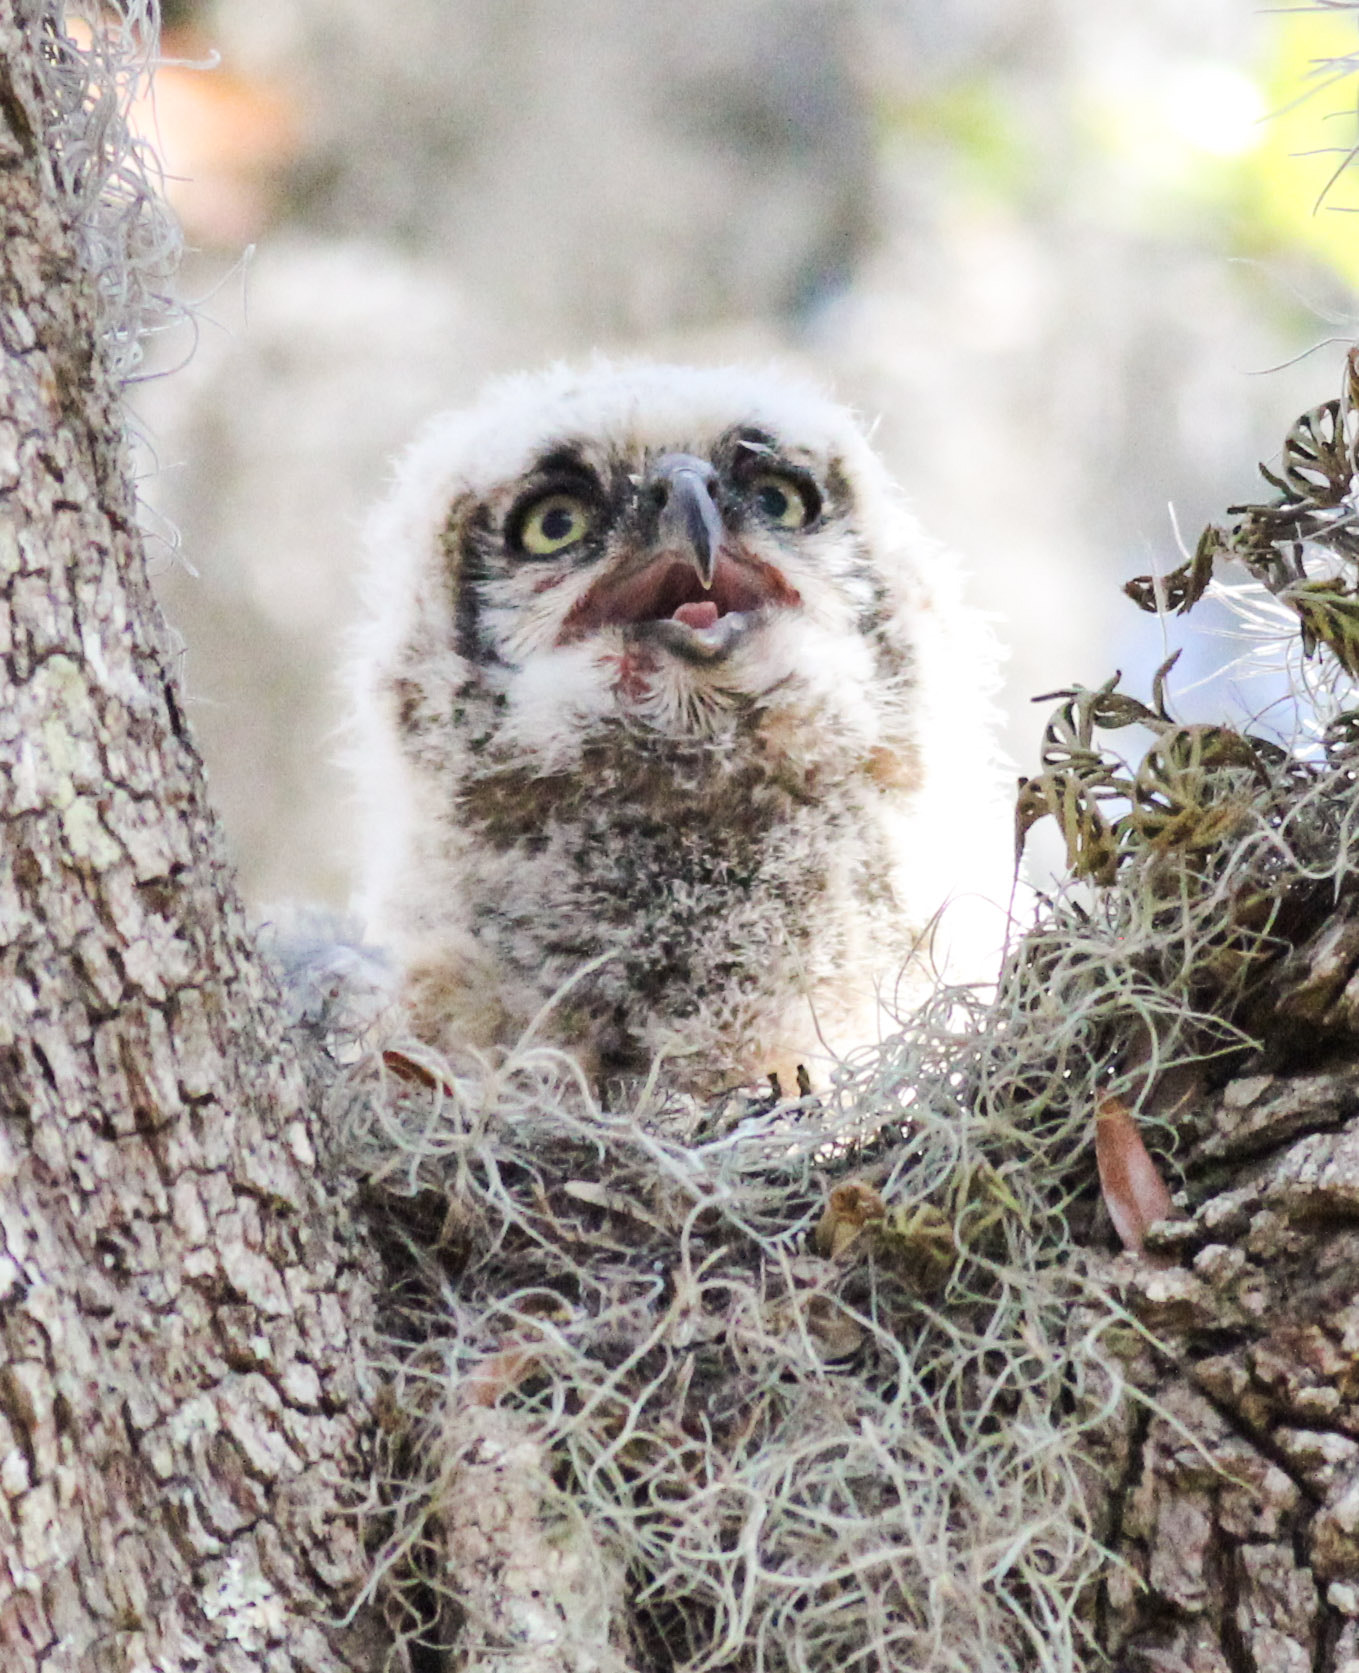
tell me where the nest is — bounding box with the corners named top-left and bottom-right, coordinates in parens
top-left (337, 1016), bottom-right (1122, 1673)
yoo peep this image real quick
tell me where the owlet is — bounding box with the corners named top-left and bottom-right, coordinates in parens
top-left (350, 361), bottom-right (1004, 1097)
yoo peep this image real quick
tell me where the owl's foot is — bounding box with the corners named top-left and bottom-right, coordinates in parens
top-left (767, 1062), bottom-right (814, 1101)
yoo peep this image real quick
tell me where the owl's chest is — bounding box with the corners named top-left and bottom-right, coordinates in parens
top-left (457, 737), bottom-right (865, 962)
top-left (440, 728), bottom-right (899, 1082)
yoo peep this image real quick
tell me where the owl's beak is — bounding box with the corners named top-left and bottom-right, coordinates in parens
top-left (650, 454), bottom-right (724, 588)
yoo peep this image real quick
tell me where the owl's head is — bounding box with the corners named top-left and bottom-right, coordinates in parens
top-left (356, 360), bottom-right (972, 785)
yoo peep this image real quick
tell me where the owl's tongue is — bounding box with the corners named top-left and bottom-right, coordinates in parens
top-left (672, 601), bottom-right (721, 630)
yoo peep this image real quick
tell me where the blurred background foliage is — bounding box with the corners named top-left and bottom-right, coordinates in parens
top-left (127, 0), bottom-right (1359, 910)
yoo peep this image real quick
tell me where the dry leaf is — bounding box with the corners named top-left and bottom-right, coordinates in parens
top-left (813, 1181), bottom-right (886, 1258)
top-left (382, 1046), bottom-right (454, 1093)
top-left (461, 1345), bottom-right (542, 1409)
top-left (1095, 1094), bottom-right (1174, 1254)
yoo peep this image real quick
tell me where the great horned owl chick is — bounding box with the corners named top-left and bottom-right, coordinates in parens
top-left (351, 361), bottom-right (1004, 1096)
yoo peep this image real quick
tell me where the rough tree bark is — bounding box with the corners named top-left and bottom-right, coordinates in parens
top-left (1090, 924), bottom-right (1359, 1673)
top-left (0, 7), bottom-right (387, 1669)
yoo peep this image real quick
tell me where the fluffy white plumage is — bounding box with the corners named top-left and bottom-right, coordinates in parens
top-left (350, 360), bottom-right (1007, 1095)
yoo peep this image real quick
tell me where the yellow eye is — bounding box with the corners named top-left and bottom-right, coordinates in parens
top-left (751, 472), bottom-right (814, 530)
top-left (518, 493), bottom-right (592, 556)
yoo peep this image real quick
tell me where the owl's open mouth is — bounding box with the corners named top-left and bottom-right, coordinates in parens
top-left (561, 552), bottom-right (800, 663)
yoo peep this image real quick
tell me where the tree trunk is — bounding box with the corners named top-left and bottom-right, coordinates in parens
top-left (0, 6), bottom-right (387, 1667)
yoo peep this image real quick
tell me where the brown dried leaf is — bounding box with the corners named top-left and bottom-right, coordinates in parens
top-left (461, 1345), bottom-right (542, 1409)
top-left (382, 1046), bottom-right (455, 1094)
top-left (804, 1294), bottom-right (866, 1360)
top-left (812, 1181), bottom-right (886, 1258)
top-left (1095, 1094), bottom-right (1175, 1254)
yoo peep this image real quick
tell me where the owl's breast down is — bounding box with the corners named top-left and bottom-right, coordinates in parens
top-left (350, 361), bottom-right (1008, 1096)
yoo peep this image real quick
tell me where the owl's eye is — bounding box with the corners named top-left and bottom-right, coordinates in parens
top-left (516, 493), bottom-right (593, 556)
top-left (750, 472), bottom-right (816, 530)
